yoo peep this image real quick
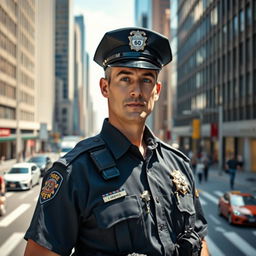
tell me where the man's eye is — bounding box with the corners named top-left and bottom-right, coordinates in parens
top-left (143, 78), bottom-right (153, 84)
top-left (120, 77), bottom-right (130, 82)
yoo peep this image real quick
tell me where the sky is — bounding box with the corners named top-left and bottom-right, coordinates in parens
top-left (74, 0), bottom-right (135, 132)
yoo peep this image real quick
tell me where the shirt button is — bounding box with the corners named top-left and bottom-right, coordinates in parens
top-left (155, 197), bottom-right (160, 203)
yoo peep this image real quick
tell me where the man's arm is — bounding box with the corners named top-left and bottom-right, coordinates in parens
top-left (24, 239), bottom-right (60, 256)
top-left (201, 238), bottom-right (210, 256)
top-left (0, 179), bottom-right (5, 194)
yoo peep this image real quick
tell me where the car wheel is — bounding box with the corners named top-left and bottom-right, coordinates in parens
top-left (228, 213), bottom-right (233, 225)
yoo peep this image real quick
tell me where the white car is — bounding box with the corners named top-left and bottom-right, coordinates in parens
top-left (4, 163), bottom-right (41, 191)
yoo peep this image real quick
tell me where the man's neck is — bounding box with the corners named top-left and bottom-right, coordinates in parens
top-left (109, 119), bottom-right (146, 155)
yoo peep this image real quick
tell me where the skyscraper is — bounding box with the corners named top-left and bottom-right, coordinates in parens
top-left (173, 0), bottom-right (256, 172)
top-left (54, 0), bottom-right (74, 136)
top-left (0, 0), bottom-right (37, 160)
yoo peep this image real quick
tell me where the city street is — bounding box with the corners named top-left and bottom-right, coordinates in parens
top-left (0, 161), bottom-right (255, 256)
top-left (197, 167), bottom-right (256, 256)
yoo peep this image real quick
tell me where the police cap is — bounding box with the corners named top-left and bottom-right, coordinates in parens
top-left (93, 27), bottom-right (172, 70)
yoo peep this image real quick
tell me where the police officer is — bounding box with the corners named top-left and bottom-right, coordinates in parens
top-left (24, 27), bottom-right (209, 256)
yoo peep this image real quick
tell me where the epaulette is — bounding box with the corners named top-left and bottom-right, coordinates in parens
top-left (55, 134), bottom-right (105, 168)
top-left (159, 140), bottom-right (190, 162)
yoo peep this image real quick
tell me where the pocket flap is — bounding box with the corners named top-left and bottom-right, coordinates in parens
top-left (93, 195), bottom-right (142, 229)
top-left (176, 193), bottom-right (195, 215)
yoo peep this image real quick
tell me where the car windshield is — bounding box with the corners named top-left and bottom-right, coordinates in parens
top-left (231, 195), bottom-right (256, 206)
top-left (8, 167), bottom-right (29, 174)
top-left (28, 157), bottom-right (45, 163)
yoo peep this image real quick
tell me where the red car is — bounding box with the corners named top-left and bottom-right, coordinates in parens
top-left (218, 191), bottom-right (256, 226)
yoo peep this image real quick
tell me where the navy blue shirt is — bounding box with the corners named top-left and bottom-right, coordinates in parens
top-left (25, 119), bottom-right (207, 256)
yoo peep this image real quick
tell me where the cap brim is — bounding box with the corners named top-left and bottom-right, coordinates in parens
top-left (108, 60), bottom-right (161, 70)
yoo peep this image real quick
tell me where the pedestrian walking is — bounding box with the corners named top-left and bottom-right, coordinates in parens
top-left (225, 153), bottom-right (240, 190)
top-left (201, 152), bottom-right (209, 182)
top-left (24, 27), bottom-right (209, 256)
top-left (196, 158), bottom-right (204, 184)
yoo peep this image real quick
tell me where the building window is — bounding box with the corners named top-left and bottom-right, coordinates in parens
top-left (246, 4), bottom-right (252, 26)
top-left (239, 10), bottom-right (245, 32)
top-left (233, 15), bottom-right (238, 36)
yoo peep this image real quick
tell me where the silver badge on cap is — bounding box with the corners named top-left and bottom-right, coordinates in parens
top-left (128, 30), bottom-right (147, 51)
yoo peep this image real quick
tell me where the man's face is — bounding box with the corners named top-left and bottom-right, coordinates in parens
top-left (100, 66), bottom-right (162, 126)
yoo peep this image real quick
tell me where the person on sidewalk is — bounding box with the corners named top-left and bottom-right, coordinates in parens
top-left (201, 152), bottom-right (209, 182)
top-left (225, 153), bottom-right (240, 190)
top-left (196, 158), bottom-right (204, 184)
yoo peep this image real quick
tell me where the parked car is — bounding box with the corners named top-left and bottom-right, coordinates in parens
top-left (27, 155), bottom-right (52, 177)
top-left (218, 191), bottom-right (256, 226)
top-left (4, 163), bottom-right (40, 191)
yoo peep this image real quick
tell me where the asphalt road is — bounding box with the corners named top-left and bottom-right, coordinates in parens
top-left (0, 181), bottom-right (41, 256)
top-left (0, 165), bottom-right (255, 256)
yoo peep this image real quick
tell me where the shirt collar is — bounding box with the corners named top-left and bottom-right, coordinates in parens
top-left (100, 119), bottom-right (159, 159)
top-left (100, 119), bottom-right (131, 159)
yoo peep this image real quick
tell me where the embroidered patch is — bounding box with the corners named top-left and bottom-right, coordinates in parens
top-left (40, 171), bottom-right (63, 204)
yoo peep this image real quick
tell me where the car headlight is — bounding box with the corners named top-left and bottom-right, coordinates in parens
top-left (233, 210), bottom-right (243, 216)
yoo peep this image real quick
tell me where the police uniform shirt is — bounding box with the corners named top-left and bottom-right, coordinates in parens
top-left (25, 119), bottom-right (207, 256)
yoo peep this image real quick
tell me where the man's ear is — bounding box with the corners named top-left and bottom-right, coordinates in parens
top-left (100, 78), bottom-right (109, 98)
top-left (154, 82), bottom-right (162, 101)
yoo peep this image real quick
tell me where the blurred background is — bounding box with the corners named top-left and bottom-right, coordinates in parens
top-left (0, 1), bottom-right (256, 255)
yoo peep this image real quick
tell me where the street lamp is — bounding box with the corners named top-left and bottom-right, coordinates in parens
top-left (182, 106), bottom-right (223, 171)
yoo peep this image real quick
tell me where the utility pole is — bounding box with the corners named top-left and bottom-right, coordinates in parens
top-left (218, 105), bottom-right (223, 173)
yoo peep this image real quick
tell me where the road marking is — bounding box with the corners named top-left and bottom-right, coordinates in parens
top-left (214, 190), bottom-right (223, 197)
top-left (201, 191), bottom-right (218, 204)
top-left (215, 226), bottom-right (226, 233)
top-left (19, 190), bottom-right (34, 200)
top-left (0, 204), bottom-right (30, 227)
top-left (223, 232), bottom-right (256, 256)
top-left (0, 232), bottom-right (24, 256)
top-left (6, 192), bottom-right (14, 198)
top-left (209, 214), bottom-right (221, 225)
top-left (199, 198), bottom-right (207, 205)
top-left (206, 236), bottom-right (226, 256)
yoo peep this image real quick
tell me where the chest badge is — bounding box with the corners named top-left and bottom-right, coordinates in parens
top-left (102, 188), bottom-right (127, 203)
top-left (128, 30), bottom-right (147, 51)
top-left (170, 170), bottom-right (189, 196)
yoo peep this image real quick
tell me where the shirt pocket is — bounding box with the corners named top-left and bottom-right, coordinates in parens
top-left (176, 193), bottom-right (196, 215)
top-left (93, 195), bottom-right (147, 253)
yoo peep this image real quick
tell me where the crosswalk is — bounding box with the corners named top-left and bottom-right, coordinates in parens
top-left (0, 190), bottom-right (255, 256)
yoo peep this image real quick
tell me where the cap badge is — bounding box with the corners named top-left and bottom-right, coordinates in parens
top-left (128, 30), bottom-right (147, 51)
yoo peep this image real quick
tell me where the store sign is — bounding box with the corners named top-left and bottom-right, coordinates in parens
top-left (0, 128), bottom-right (11, 137)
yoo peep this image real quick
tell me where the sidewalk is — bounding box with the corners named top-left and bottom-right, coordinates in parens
top-left (208, 164), bottom-right (256, 193)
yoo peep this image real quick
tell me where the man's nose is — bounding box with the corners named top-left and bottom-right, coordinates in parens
top-left (130, 82), bottom-right (142, 97)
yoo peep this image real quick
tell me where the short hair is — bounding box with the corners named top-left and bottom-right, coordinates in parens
top-left (104, 67), bottom-right (112, 83)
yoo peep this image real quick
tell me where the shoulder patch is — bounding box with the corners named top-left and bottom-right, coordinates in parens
top-left (40, 171), bottom-right (63, 204)
top-left (159, 140), bottom-right (190, 162)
